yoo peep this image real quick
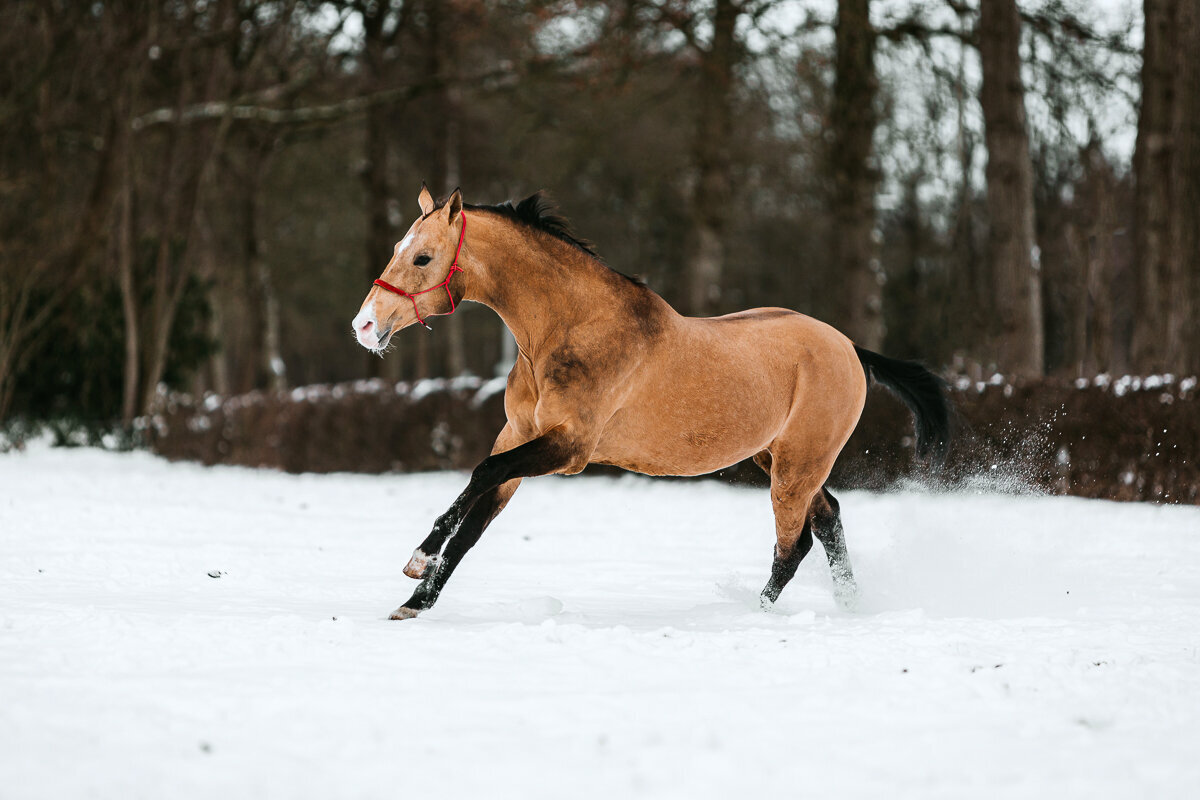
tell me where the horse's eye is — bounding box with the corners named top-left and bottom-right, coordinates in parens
top-left (413, 254), bottom-right (432, 267)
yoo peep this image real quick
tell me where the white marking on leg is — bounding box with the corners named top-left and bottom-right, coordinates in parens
top-left (403, 548), bottom-right (440, 579)
top-left (389, 607), bottom-right (420, 620)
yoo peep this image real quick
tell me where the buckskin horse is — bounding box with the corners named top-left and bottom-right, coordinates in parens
top-left (352, 185), bottom-right (950, 619)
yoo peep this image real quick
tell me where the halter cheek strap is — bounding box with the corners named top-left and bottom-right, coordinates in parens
top-left (373, 211), bottom-right (467, 330)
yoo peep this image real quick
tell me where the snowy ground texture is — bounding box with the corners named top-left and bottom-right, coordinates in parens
top-left (3, 445), bottom-right (1200, 800)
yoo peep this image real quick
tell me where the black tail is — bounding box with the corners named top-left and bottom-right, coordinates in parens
top-left (854, 346), bottom-right (952, 464)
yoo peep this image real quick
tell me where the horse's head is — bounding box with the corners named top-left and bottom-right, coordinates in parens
top-left (352, 183), bottom-right (465, 350)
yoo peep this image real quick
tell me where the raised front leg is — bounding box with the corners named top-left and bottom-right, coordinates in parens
top-left (389, 424), bottom-right (590, 619)
top-left (402, 423), bottom-right (578, 578)
top-left (403, 505), bottom-right (466, 579)
top-left (403, 423), bottom-right (524, 579)
top-left (391, 479), bottom-right (520, 618)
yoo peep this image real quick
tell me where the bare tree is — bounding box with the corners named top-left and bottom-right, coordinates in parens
top-left (1176, 1), bottom-right (1200, 374)
top-left (356, 0), bottom-right (407, 379)
top-left (0, 2), bottom-right (121, 419)
top-left (427, 0), bottom-right (468, 377)
top-left (979, 0), bottom-right (1043, 376)
top-left (1132, 0), bottom-right (1200, 375)
top-left (829, 0), bottom-right (884, 349)
top-left (1132, 0), bottom-right (1177, 372)
top-left (1074, 142), bottom-right (1120, 375)
top-left (685, 0), bottom-right (740, 317)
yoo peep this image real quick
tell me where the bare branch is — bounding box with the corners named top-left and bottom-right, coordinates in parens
top-left (130, 65), bottom-right (519, 131)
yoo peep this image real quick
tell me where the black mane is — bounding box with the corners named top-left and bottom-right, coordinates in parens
top-left (433, 190), bottom-right (644, 286)
top-left (466, 192), bottom-right (600, 259)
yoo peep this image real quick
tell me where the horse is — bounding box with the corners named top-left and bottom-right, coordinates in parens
top-left (352, 184), bottom-right (951, 620)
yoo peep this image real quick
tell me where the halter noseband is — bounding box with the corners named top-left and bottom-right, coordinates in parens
top-left (373, 211), bottom-right (467, 331)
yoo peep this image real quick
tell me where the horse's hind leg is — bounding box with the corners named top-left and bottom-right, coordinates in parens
top-left (811, 487), bottom-right (859, 609)
top-left (759, 456), bottom-right (823, 607)
top-left (761, 517), bottom-right (814, 606)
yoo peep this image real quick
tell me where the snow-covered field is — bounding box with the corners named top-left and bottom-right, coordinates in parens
top-left (2, 445), bottom-right (1199, 799)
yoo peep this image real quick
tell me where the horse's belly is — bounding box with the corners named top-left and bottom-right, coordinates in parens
top-left (590, 380), bottom-right (788, 476)
top-left (589, 441), bottom-right (758, 477)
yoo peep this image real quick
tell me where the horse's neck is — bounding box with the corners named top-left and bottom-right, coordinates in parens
top-left (462, 215), bottom-right (617, 354)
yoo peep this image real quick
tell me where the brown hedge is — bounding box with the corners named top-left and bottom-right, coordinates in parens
top-left (147, 374), bottom-right (1200, 504)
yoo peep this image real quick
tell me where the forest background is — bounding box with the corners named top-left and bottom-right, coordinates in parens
top-left (1, 0), bottom-right (1197, 447)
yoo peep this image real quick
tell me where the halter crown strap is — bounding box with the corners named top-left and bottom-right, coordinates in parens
top-left (374, 211), bottom-right (467, 330)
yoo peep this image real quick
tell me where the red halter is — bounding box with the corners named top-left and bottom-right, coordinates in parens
top-left (374, 211), bottom-right (466, 330)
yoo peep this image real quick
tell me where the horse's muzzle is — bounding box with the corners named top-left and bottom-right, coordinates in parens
top-left (374, 321), bottom-right (394, 350)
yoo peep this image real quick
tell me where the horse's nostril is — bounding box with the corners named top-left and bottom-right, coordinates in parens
top-left (359, 319), bottom-right (374, 334)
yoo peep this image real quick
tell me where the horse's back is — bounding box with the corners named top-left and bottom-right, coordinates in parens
top-left (683, 307), bottom-right (865, 390)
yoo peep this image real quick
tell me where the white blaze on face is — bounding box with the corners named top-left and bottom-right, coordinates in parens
top-left (395, 230), bottom-right (416, 260)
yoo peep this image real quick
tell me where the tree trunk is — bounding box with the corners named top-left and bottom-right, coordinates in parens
top-left (1081, 145), bottom-right (1116, 375)
top-left (206, 292), bottom-right (231, 396)
top-left (429, 0), bottom-right (467, 377)
top-left (954, 20), bottom-right (982, 302)
top-left (979, 0), bottom-right (1044, 376)
top-left (685, 0), bottom-right (737, 317)
top-left (362, 104), bottom-right (392, 379)
top-left (1134, 0), bottom-right (1200, 375)
top-left (118, 123), bottom-right (141, 425)
top-left (1132, 0), bottom-right (1177, 372)
top-left (830, 0), bottom-right (884, 349)
top-left (1168, 0), bottom-right (1199, 373)
top-left (360, 2), bottom-right (395, 380)
top-left (440, 114), bottom-right (469, 377)
top-left (245, 144), bottom-right (287, 392)
top-left (139, 106), bottom-right (234, 414)
top-left (258, 260), bottom-right (287, 392)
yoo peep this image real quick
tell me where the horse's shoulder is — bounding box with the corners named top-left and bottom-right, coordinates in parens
top-left (540, 343), bottom-right (593, 389)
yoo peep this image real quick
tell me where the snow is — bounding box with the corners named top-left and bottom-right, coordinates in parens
top-left (2, 444), bottom-right (1200, 799)
top-left (471, 375), bottom-right (509, 407)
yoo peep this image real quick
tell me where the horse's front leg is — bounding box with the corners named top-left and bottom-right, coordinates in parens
top-left (403, 423), bottom-right (524, 579)
top-left (402, 502), bottom-right (469, 579)
top-left (391, 479), bottom-right (520, 618)
top-left (389, 426), bottom-right (590, 619)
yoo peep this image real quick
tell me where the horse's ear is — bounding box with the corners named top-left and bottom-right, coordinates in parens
top-left (445, 187), bottom-right (463, 223)
top-left (417, 182), bottom-right (435, 216)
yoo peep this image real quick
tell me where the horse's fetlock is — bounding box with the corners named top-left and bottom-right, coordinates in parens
top-left (403, 548), bottom-right (440, 579)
